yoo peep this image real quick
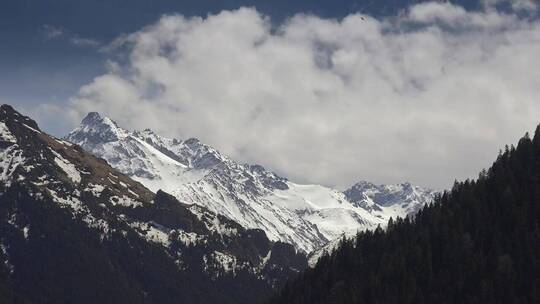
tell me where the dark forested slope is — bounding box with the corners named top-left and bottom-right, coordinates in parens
top-left (271, 128), bottom-right (540, 304)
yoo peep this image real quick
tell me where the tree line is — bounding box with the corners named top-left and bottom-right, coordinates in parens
top-left (270, 127), bottom-right (540, 304)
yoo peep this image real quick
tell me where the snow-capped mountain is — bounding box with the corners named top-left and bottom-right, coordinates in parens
top-left (0, 105), bottom-right (306, 303)
top-left (66, 112), bottom-right (435, 253)
top-left (344, 181), bottom-right (435, 219)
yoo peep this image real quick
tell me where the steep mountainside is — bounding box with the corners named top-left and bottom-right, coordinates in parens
top-left (0, 104), bottom-right (306, 304)
top-left (270, 129), bottom-right (540, 303)
top-left (66, 113), bottom-right (435, 253)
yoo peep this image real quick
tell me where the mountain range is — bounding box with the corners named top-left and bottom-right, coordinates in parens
top-left (66, 112), bottom-right (435, 253)
top-left (0, 104), bottom-right (436, 303)
top-left (0, 104), bottom-right (306, 303)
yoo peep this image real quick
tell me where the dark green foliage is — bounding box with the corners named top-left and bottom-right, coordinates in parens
top-left (271, 127), bottom-right (540, 304)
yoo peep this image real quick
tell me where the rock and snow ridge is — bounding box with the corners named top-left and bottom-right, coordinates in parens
top-left (66, 112), bottom-right (436, 253)
top-left (0, 104), bottom-right (307, 303)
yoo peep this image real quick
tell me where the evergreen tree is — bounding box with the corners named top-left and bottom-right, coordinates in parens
top-left (270, 125), bottom-right (540, 304)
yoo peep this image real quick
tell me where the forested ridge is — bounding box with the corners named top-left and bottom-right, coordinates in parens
top-left (270, 127), bottom-right (540, 304)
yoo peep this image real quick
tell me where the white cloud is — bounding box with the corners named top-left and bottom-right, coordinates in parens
top-left (42, 25), bottom-right (65, 40)
top-left (41, 24), bottom-right (101, 48)
top-left (70, 36), bottom-right (101, 48)
top-left (63, 3), bottom-right (540, 189)
top-left (483, 0), bottom-right (537, 12)
top-left (511, 0), bottom-right (537, 12)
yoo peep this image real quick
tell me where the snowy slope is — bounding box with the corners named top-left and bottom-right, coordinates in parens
top-left (66, 113), bottom-right (435, 253)
top-left (0, 104), bottom-right (307, 302)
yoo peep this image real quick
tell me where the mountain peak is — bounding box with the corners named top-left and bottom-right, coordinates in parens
top-left (399, 181), bottom-right (413, 190)
top-left (348, 180), bottom-right (377, 191)
top-left (67, 112), bottom-right (128, 145)
top-left (81, 111), bottom-right (103, 124)
top-left (0, 104), bottom-right (15, 113)
top-left (183, 137), bottom-right (201, 146)
top-left (80, 111), bottom-right (121, 130)
top-left (0, 104), bottom-right (41, 132)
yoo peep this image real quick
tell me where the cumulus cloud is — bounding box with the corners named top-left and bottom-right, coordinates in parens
top-left (70, 36), bottom-right (101, 48)
top-left (41, 24), bottom-right (101, 48)
top-left (62, 2), bottom-right (540, 189)
top-left (42, 24), bottom-right (65, 40)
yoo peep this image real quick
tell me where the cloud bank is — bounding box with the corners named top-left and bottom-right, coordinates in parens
top-left (57, 1), bottom-right (540, 189)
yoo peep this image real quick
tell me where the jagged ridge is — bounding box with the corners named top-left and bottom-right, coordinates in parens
top-left (66, 112), bottom-right (436, 253)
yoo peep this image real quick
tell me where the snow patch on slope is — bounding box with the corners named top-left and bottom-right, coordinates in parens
top-left (0, 145), bottom-right (25, 187)
top-left (109, 195), bottom-right (143, 208)
top-left (0, 122), bottom-right (16, 143)
top-left (49, 149), bottom-right (81, 183)
top-left (129, 221), bottom-right (171, 247)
